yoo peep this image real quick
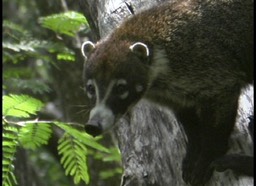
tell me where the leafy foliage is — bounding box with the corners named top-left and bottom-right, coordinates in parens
top-left (55, 122), bottom-right (109, 153)
top-left (58, 134), bottom-right (89, 184)
top-left (100, 168), bottom-right (123, 180)
top-left (2, 126), bottom-right (19, 186)
top-left (93, 146), bottom-right (122, 165)
top-left (39, 11), bottom-right (88, 37)
top-left (3, 116), bottom-right (119, 186)
top-left (3, 20), bottom-right (75, 65)
top-left (95, 147), bottom-right (123, 180)
top-left (19, 123), bottom-right (52, 150)
top-left (54, 122), bottom-right (113, 184)
top-left (3, 2), bottom-right (122, 185)
top-left (2, 94), bottom-right (45, 186)
top-left (2, 99), bottom-right (120, 186)
top-left (3, 94), bottom-right (44, 118)
top-left (3, 20), bottom-right (32, 41)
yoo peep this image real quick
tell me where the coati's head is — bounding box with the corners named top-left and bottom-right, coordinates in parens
top-left (81, 40), bottom-right (151, 137)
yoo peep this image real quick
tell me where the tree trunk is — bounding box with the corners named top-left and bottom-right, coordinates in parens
top-left (79, 0), bottom-right (254, 185)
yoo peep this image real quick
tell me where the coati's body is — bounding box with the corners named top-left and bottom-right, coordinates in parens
top-left (81, 0), bottom-right (253, 185)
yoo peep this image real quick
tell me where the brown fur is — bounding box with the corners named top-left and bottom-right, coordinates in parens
top-left (83, 0), bottom-right (253, 185)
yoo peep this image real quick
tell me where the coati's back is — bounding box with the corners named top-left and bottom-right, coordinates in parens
top-left (85, 0), bottom-right (253, 107)
top-left (81, 0), bottom-right (253, 185)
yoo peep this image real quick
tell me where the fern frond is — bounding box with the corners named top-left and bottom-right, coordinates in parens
top-left (3, 41), bottom-right (36, 52)
top-left (3, 94), bottom-right (44, 118)
top-left (3, 20), bottom-right (32, 41)
top-left (58, 134), bottom-right (89, 184)
top-left (39, 11), bottom-right (88, 37)
top-left (54, 122), bottom-right (109, 153)
top-left (18, 123), bottom-right (52, 150)
top-left (3, 37), bottom-right (75, 64)
top-left (3, 67), bottom-right (33, 79)
top-left (3, 126), bottom-right (19, 186)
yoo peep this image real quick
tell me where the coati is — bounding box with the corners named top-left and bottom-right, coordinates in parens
top-left (81, 0), bottom-right (253, 185)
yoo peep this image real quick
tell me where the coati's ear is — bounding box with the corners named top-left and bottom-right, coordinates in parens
top-left (81, 41), bottom-right (95, 59)
top-left (129, 42), bottom-right (149, 60)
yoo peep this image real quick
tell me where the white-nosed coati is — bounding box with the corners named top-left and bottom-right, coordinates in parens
top-left (80, 0), bottom-right (253, 185)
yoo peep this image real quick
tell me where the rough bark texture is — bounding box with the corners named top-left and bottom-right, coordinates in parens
top-left (79, 0), bottom-right (254, 185)
top-left (115, 87), bottom-right (253, 186)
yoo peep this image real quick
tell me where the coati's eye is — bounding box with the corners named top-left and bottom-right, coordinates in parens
top-left (87, 84), bottom-right (95, 94)
top-left (115, 79), bottom-right (129, 99)
top-left (86, 80), bottom-right (95, 98)
top-left (116, 84), bottom-right (127, 95)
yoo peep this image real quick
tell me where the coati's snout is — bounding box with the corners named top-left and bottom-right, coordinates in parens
top-left (85, 120), bottom-right (102, 137)
top-left (85, 104), bottom-right (116, 137)
top-left (85, 108), bottom-right (106, 137)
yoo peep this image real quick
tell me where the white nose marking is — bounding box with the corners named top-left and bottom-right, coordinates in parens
top-left (89, 81), bottom-right (116, 131)
top-left (102, 80), bottom-right (116, 103)
top-left (89, 104), bottom-right (115, 130)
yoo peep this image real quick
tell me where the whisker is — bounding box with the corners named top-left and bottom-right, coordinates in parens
top-left (75, 108), bottom-right (90, 115)
top-left (70, 104), bottom-right (91, 108)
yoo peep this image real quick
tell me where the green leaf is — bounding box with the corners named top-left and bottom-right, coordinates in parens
top-left (65, 160), bottom-right (76, 176)
top-left (2, 126), bottom-right (18, 186)
top-left (39, 11), bottom-right (88, 37)
top-left (57, 53), bottom-right (75, 62)
top-left (18, 123), bottom-right (52, 150)
top-left (58, 134), bottom-right (90, 184)
top-left (3, 20), bottom-right (32, 41)
top-left (102, 147), bottom-right (121, 162)
top-left (54, 122), bottom-right (109, 153)
top-left (3, 42), bottom-right (35, 52)
top-left (3, 20), bottom-right (29, 34)
top-left (3, 94), bottom-right (44, 118)
top-left (100, 168), bottom-right (123, 180)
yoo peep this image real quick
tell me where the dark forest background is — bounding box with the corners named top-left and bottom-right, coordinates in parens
top-left (3, 1), bottom-right (122, 186)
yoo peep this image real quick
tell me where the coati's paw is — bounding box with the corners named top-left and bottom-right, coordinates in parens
top-left (182, 156), bottom-right (213, 186)
top-left (211, 154), bottom-right (236, 172)
top-left (211, 154), bottom-right (254, 176)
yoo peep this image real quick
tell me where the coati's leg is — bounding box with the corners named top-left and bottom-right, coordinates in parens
top-left (211, 115), bottom-right (254, 177)
top-left (176, 92), bottom-right (240, 185)
top-left (175, 108), bottom-right (202, 184)
top-left (188, 94), bottom-right (239, 185)
top-left (212, 154), bottom-right (254, 176)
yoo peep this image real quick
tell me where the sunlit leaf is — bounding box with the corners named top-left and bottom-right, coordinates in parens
top-left (58, 134), bottom-right (90, 184)
top-left (39, 11), bottom-right (88, 37)
top-left (18, 123), bottom-right (52, 150)
top-left (2, 126), bottom-right (18, 186)
top-left (3, 94), bottom-right (44, 118)
top-left (54, 122), bottom-right (109, 153)
top-left (57, 53), bottom-right (75, 62)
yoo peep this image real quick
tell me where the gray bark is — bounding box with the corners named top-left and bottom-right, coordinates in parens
top-left (79, 0), bottom-right (254, 185)
top-left (115, 87), bottom-right (253, 186)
